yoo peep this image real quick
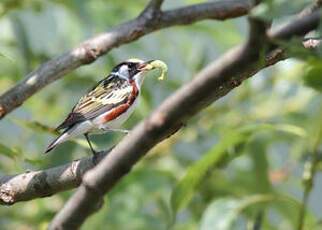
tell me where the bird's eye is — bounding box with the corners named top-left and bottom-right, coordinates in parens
top-left (127, 63), bottom-right (140, 78)
top-left (127, 62), bottom-right (137, 69)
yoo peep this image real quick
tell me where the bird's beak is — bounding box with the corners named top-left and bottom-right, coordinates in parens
top-left (137, 60), bottom-right (155, 72)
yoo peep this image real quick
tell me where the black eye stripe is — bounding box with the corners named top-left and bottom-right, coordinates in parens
top-left (123, 62), bottom-right (140, 77)
top-left (124, 62), bottom-right (137, 70)
top-left (110, 61), bottom-right (142, 79)
top-left (129, 66), bottom-right (140, 77)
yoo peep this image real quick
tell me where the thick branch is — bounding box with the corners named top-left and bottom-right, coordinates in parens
top-left (0, 151), bottom-right (108, 205)
top-left (299, 0), bottom-right (322, 17)
top-left (48, 9), bottom-right (321, 230)
top-left (0, 0), bottom-right (251, 119)
top-left (269, 10), bottom-right (320, 41)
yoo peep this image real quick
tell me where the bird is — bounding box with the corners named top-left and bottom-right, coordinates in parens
top-left (45, 58), bottom-right (163, 156)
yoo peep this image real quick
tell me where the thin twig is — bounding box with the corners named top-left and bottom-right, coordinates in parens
top-left (253, 211), bottom-right (263, 230)
top-left (297, 125), bottom-right (322, 230)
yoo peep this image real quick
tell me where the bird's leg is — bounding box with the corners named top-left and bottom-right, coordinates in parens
top-left (84, 133), bottom-right (99, 164)
top-left (84, 133), bottom-right (97, 155)
top-left (101, 127), bottom-right (129, 134)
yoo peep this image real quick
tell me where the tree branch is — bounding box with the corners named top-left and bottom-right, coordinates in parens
top-left (299, 0), bottom-right (322, 17)
top-left (0, 0), bottom-right (251, 119)
top-left (0, 151), bottom-right (108, 205)
top-left (297, 126), bottom-right (322, 230)
top-left (269, 10), bottom-right (320, 41)
top-left (48, 9), bottom-right (321, 230)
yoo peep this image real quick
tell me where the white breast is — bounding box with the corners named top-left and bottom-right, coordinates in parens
top-left (89, 72), bottom-right (147, 134)
top-left (90, 95), bottom-right (139, 134)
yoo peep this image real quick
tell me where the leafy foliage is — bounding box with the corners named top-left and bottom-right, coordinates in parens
top-left (0, 142), bottom-right (21, 159)
top-left (170, 129), bottom-right (250, 222)
top-left (199, 195), bottom-right (274, 230)
top-left (302, 59), bottom-right (322, 92)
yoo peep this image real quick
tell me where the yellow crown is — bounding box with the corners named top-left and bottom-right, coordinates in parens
top-left (126, 58), bottom-right (144, 63)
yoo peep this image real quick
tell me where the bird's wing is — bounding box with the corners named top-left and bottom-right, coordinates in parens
top-left (56, 76), bottom-right (132, 130)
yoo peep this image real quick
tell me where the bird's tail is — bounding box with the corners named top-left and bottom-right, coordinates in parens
top-left (45, 121), bottom-right (92, 154)
top-left (44, 130), bottom-right (69, 154)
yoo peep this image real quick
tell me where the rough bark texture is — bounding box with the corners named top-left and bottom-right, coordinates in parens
top-left (0, 151), bottom-right (108, 205)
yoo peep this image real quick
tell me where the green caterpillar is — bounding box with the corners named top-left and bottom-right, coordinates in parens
top-left (150, 60), bottom-right (168, 81)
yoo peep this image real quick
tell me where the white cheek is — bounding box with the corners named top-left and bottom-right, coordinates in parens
top-left (134, 72), bottom-right (146, 88)
top-left (119, 65), bottom-right (129, 78)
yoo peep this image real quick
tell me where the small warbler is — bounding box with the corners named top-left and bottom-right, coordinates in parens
top-left (45, 58), bottom-right (167, 155)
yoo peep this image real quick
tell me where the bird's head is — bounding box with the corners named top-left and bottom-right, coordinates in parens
top-left (110, 58), bottom-right (167, 87)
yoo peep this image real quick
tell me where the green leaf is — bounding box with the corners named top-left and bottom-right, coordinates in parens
top-left (302, 60), bottom-right (322, 92)
top-left (0, 142), bottom-right (21, 159)
top-left (270, 193), bottom-right (320, 229)
top-left (170, 130), bottom-right (250, 222)
top-left (241, 123), bottom-right (307, 138)
top-left (23, 157), bottom-right (45, 165)
top-left (10, 119), bottom-right (99, 150)
top-left (199, 195), bottom-right (273, 230)
top-left (10, 119), bottom-right (58, 135)
top-left (0, 52), bottom-right (14, 62)
top-left (169, 122), bottom-right (306, 225)
top-left (251, 0), bottom-right (307, 21)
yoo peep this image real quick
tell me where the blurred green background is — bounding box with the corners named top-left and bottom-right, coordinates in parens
top-left (0, 0), bottom-right (321, 229)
